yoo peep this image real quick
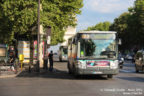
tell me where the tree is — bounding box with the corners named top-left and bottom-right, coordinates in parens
top-left (133, 0), bottom-right (144, 47)
top-left (110, 0), bottom-right (144, 50)
top-left (0, 0), bottom-right (37, 44)
top-left (86, 21), bottom-right (111, 31)
top-left (0, 0), bottom-right (83, 45)
top-left (110, 12), bottom-right (132, 50)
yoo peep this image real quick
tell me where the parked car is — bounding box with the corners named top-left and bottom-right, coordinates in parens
top-left (125, 54), bottom-right (133, 60)
top-left (134, 50), bottom-right (144, 72)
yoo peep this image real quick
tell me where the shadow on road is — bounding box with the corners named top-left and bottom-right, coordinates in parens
top-left (117, 76), bottom-right (144, 82)
top-left (123, 63), bottom-right (135, 68)
top-left (16, 68), bottom-right (108, 80)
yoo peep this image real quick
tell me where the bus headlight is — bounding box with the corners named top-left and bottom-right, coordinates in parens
top-left (77, 61), bottom-right (86, 69)
top-left (110, 60), bottom-right (118, 69)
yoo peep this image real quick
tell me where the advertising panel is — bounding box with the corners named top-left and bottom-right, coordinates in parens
top-left (86, 60), bottom-right (110, 67)
top-left (0, 48), bottom-right (6, 57)
top-left (18, 41), bottom-right (30, 63)
top-left (33, 41), bottom-right (45, 59)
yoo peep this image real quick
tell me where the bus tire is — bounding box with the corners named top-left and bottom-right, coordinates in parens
top-left (59, 58), bottom-right (62, 62)
top-left (67, 63), bottom-right (72, 74)
top-left (68, 68), bottom-right (72, 74)
top-left (68, 70), bottom-right (72, 74)
top-left (73, 66), bottom-right (80, 78)
top-left (74, 74), bottom-right (80, 78)
top-left (107, 75), bottom-right (113, 78)
top-left (74, 69), bottom-right (80, 78)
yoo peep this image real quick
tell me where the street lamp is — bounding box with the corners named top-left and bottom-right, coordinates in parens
top-left (36, 0), bottom-right (40, 72)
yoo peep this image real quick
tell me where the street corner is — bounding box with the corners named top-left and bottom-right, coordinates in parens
top-left (0, 74), bottom-right (16, 79)
top-left (0, 69), bottom-right (21, 79)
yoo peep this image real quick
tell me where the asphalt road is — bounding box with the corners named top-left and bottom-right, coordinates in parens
top-left (0, 61), bottom-right (144, 96)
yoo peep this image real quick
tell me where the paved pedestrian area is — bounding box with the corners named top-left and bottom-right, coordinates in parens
top-left (0, 66), bottom-right (17, 78)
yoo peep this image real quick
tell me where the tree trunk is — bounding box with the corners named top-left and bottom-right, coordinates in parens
top-left (29, 37), bottom-right (34, 73)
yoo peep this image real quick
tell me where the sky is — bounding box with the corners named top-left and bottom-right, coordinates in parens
top-left (49, 0), bottom-right (136, 51)
top-left (77, 0), bottom-right (135, 31)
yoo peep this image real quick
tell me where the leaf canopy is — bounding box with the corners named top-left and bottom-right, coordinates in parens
top-left (0, 0), bottom-right (83, 45)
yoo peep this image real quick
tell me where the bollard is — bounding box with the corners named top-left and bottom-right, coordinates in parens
top-left (19, 54), bottom-right (24, 71)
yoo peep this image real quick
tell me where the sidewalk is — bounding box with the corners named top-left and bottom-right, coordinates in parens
top-left (0, 66), bottom-right (57, 78)
top-left (0, 66), bottom-right (20, 78)
top-left (0, 73), bottom-right (17, 78)
top-left (0, 71), bottom-right (17, 78)
top-left (0, 61), bottom-right (70, 79)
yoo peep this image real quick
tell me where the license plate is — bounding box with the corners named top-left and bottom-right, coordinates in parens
top-left (93, 71), bottom-right (102, 74)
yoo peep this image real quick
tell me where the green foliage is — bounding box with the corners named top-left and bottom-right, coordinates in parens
top-left (86, 21), bottom-right (111, 31)
top-left (0, 0), bottom-right (83, 45)
top-left (110, 12), bottom-right (132, 50)
top-left (134, 0), bottom-right (144, 46)
top-left (0, 0), bottom-right (38, 44)
top-left (110, 0), bottom-right (144, 50)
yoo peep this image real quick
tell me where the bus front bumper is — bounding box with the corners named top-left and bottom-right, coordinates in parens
top-left (76, 68), bottom-right (119, 75)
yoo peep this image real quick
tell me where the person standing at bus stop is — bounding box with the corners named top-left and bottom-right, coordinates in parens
top-left (49, 51), bottom-right (53, 71)
top-left (9, 52), bottom-right (15, 71)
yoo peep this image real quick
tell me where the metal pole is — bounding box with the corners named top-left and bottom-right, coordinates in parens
top-left (37, 0), bottom-right (40, 72)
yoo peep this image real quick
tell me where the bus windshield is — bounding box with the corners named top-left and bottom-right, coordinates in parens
top-left (79, 33), bottom-right (117, 59)
top-left (62, 48), bottom-right (68, 55)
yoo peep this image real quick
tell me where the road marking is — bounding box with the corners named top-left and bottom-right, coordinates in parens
top-left (120, 69), bottom-right (135, 73)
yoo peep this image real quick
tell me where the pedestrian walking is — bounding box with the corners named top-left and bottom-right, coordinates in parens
top-left (43, 53), bottom-right (48, 70)
top-left (9, 52), bottom-right (15, 71)
top-left (49, 51), bottom-right (53, 71)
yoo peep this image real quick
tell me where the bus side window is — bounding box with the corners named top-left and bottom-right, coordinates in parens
top-left (70, 44), bottom-right (72, 50)
top-left (72, 38), bottom-right (75, 44)
top-left (72, 38), bottom-right (77, 44)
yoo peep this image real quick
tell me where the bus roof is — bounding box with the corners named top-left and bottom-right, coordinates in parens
top-left (78, 31), bottom-right (116, 34)
top-left (68, 31), bottom-right (117, 40)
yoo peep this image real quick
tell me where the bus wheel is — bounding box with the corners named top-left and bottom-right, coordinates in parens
top-left (67, 63), bottom-right (72, 74)
top-left (74, 74), bottom-right (80, 78)
top-left (73, 66), bottom-right (80, 78)
top-left (59, 58), bottom-right (62, 62)
top-left (107, 75), bottom-right (113, 78)
top-left (68, 69), bottom-right (72, 74)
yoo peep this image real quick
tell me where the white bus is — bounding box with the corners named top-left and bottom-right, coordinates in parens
top-left (67, 31), bottom-right (119, 78)
top-left (59, 46), bottom-right (68, 62)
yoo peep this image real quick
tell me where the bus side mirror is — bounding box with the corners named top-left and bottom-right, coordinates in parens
top-left (118, 39), bottom-right (122, 45)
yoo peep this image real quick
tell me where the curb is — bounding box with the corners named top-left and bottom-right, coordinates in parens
top-left (0, 74), bottom-right (17, 78)
top-left (0, 69), bottom-right (56, 78)
top-left (0, 70), bottom-right (22, 79)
